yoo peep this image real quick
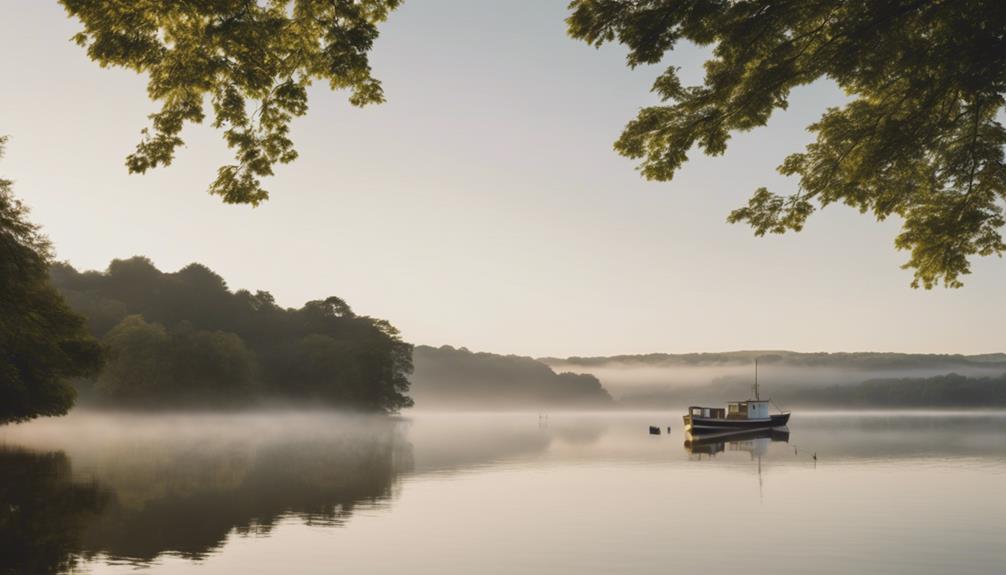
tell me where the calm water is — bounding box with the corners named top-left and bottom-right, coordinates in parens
top-left (1, 411), bottom-right (1004, 575)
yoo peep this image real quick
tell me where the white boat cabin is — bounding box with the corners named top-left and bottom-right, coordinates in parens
top-left (688, 400), bottom-right (770, 420)
top-left (728, 399), bottom-right (770, 419)
top-left (688, 406), bottom-right (726, 419)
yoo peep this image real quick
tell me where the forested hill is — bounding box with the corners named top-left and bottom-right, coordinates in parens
top-left (50, 258), bottom-right (413, 411)
top-left (411, 345), bottom-right (612, 409)
top-left (544, 351), bottom-right (1006, 371)
top-left (787, 373), bottom-right (1006, 408)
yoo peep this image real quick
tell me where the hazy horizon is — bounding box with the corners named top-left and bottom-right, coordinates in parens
top-left (4, 0), bottom-right (1006, 358)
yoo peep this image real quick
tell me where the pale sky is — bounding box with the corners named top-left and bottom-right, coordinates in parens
top-left (2, 1), bottom-right (1004, 357)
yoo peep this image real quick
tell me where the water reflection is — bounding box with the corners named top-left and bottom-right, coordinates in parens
top-left (0, 414), bottom-right (412, 574)
top-left (0, 448), bottom-right (110, 575)
top-left (82, 434), bottom-right (410, 561)
top-left (1, 411), bottom-right (1004, 575)
top-left (785, 412), bottom-right (1006, 461)
top-left (0, 412), bottom-right (608, 574)
top-left (405, 413), bottom-right (609, 473)
top-left (683, 428), bottom-right (791, 458)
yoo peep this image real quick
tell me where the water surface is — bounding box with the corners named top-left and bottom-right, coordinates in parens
top-left (1, 411), bottom-right (1003, 574)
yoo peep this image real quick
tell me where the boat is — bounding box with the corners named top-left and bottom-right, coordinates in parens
top-left (682, 358), bottom-right (790, 434)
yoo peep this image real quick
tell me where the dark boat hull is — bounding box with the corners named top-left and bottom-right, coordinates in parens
top-left (683, 412), bottom-right (790, 434)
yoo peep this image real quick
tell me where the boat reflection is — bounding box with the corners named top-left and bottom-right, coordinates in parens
top-left (684, 428), bottom-right (790, 458)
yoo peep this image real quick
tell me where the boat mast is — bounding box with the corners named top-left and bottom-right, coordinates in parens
top-left (754, 357), bottom-right (761, 401)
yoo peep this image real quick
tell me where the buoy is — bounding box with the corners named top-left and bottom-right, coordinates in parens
top-left (649, 426), bottom-right (661, 435)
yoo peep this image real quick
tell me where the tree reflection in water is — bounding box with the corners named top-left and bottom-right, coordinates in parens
top-left (0, 448), bottom-right (109, 575)
top-left (0, 414), bottom-right (413, 573)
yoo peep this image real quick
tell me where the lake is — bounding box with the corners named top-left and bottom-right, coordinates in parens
top-left (1, 411), bottom-right (1004, 574)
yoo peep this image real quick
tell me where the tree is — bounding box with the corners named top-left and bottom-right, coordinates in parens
top-left (567, 1), bottom-right (1006, 288)
top-left (60, 0), bottom-right (402, 205)
top-left (96, 315), bottom-right (172, 402)
top-left (0, 137), bottom-right (104, 424)
top-left (95, 315), bottom-right (258, 406)
top-left (51, 259), bottom-right (415, 412)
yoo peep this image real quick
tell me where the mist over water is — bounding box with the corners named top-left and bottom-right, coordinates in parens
top-left (2, 410), bottom-right (1004, 575)
top-left (542, 356), bottom-right (1006, 405)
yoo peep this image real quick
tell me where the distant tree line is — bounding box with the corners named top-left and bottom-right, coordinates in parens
top-left (548, 351), bottom-right (1006, 372)
top-left (50, 258), bottom-right (413, 411)
top-left (410, 345), bottom-right (612, 409)
top-left (614, 371), bottom-right (1006, 409)
top-left (788, 373), bottom-right (1006, 408)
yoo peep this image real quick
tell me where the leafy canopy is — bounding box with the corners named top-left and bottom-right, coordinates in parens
top-left (568, 0), bottom-right (1006, 288)
top-left (53, 257), bottom-right (414, 412)
top-left (0, 137), bottom-right (104, 424)
top-left (61, 0), bottom-right (401, 205)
